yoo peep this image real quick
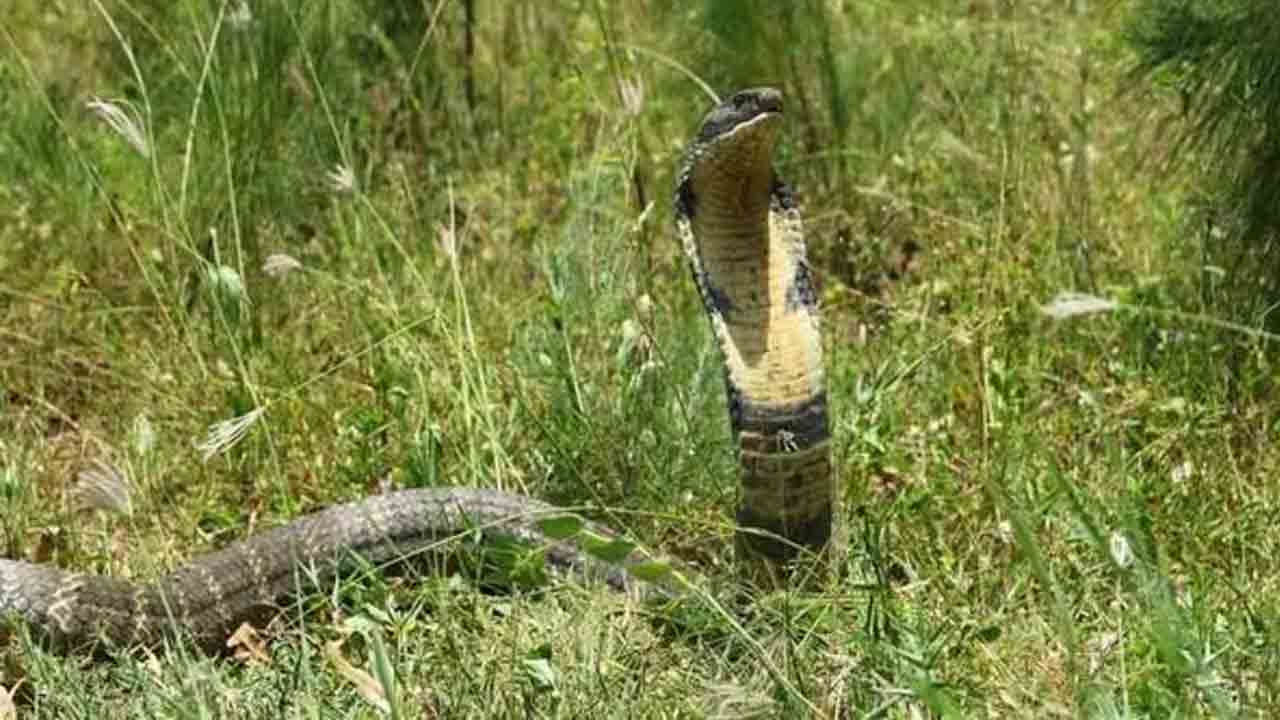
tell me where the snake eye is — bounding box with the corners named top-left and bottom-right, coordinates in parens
top-left (732, 93), bottom-right (750, 109)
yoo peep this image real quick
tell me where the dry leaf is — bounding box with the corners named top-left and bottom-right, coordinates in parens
top-left (325, 164), bottom-right (356, 195)
top-left (1040, 291), bottom-right (1118, 319)
top-left (262, 253), bottom-right (303, 278)
top-left (0, 683), bottom-right (16, 720)
top-left (325, 639), bottom-right (389, 713)
top-left (226, 622), bottom-right (271, 665)
top-left (29, 527), bottom-right (61, 564)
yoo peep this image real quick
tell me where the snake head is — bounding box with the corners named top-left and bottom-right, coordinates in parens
top-left (678, 88), bottom-right (784, 220)
top-left (695, 87), bottom-right (784, 143)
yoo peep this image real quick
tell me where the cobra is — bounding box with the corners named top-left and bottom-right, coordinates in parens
top-left (0, 87), bottom-right (836, 653)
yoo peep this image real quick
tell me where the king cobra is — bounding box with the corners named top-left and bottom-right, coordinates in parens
top-left (0, 87), bottom-right (835, 653)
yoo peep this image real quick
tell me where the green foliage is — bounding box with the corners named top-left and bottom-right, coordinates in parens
top-left (1129, 0), bottom-right (1280, 329)
top-left (4, 0), bottom-right (1280, 716)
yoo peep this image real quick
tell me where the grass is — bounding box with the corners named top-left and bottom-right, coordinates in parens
top-left (3, 0), bottom-right (1280, 717)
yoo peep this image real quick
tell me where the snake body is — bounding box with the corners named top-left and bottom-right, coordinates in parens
top-left (1, 489), bottom-right (644, 652)
top-left (675, 88), bottom-right (835, 581)
top-left (0, 87), bottom-right (833, 653)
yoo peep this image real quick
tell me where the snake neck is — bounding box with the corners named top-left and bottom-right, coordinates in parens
top-left (679, 154), bottom-right (833, 571)
top-left (687, 173), bottom-right (821, 395)
top-left (681, 151), bottom-right (824, 410)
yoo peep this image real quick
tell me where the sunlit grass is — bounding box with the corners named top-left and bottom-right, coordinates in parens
top-left (2, 1), bottom-right (1278, 717)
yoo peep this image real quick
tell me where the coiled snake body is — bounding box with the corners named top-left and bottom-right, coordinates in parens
top-left (0, 88), bottom-right (835, 653)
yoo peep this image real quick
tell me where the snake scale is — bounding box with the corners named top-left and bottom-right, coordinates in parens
top-left (0, 87), bottom-right (835, 654)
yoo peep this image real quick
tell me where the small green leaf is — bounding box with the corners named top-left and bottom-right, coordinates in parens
top-left (520, 644), bottom-right (558, 693)
top-left (580, 535), bottom-right (636, 564)
top-left (362, 606), bottom-right (393, 625)
top-left (509, 548), bottom-right (551, 586)
top-left (342, 615), bottom-right (383, 635)
top-left (626, 561), bottom-right (675, 583)
top-left (522, 658), bottom-right (557, 692)
top-left (537, 515), bottom-right (584, 539)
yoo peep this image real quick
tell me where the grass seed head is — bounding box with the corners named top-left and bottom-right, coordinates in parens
top-left (85, 97), bottom-right (150, 158)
